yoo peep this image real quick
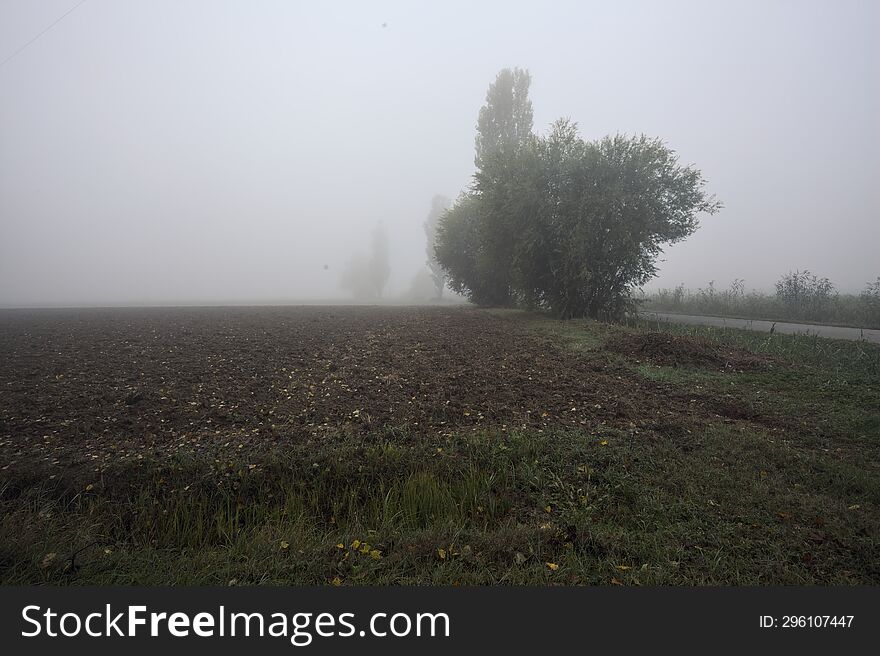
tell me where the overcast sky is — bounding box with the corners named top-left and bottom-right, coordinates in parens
top-left (1, 0), bottom-right (877, 306)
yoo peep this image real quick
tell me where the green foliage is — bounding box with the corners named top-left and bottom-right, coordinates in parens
top-left (434, 194), bottom-right (500, 305)
top-left (644, 276), bottom-right (880, 329)
top-left (775, 270), bottom-right (837, 321)
top-left (474, 67), bottom-right (534, 177)
top-left (435, 71), bottom-right (720, 319)
top-left (469, 67), bottom-right (536, 307)
top-left (859, 277), bottom-right (880, 327)
top-left (528, 127), bottom-right (719, 319)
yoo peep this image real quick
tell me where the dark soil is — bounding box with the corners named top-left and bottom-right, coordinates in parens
top-left (0, 306), bottom-right (781, 482)
top-left (2, 307), bottom-right (876, 586)
top-left (605, 331), bottom-right (776, 371)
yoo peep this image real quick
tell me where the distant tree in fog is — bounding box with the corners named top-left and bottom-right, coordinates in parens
top-left (406, 268), bottom-right (436, 301)
top-left (340, 222), bottom-right (392, 300)
top-left (340, 253), bottom-right (374, 300)
top-left (369, 222), bottom-right (391, 298)
top-left (423, 194), bottom-right (451, 298)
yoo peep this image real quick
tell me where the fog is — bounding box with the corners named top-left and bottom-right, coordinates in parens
top-left (1, 0), bottom-right (877, 307)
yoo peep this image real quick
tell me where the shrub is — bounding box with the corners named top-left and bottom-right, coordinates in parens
top-left (860, 277), bottom-right (880, 327)
top-left (774, 270), bottom-right (837, 321)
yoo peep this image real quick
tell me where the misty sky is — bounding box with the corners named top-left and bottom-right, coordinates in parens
top-left (1, 0), bottom-right (877, 306)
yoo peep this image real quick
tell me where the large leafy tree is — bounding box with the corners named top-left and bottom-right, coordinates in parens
top-left (474, 67), bottom-right (534, 177)
top-left (472, 68), bottom-right (535, 306)
top-left (434, 69), bottom-right (720, 320)
top-left (532, 124), bottom-right (720, 318)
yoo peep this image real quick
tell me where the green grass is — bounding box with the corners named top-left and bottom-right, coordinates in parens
top-left (632, 318), bottom-right (880, 377)
top-left (2, 313), bottom-right (878, 585)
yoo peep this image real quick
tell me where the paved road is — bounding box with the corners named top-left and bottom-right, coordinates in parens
top-left (639, 312), bottom-right (880, 344)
